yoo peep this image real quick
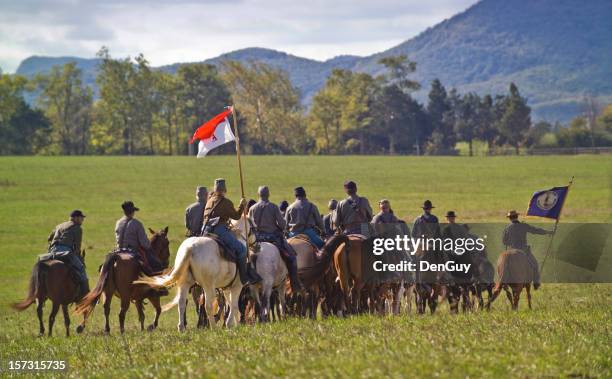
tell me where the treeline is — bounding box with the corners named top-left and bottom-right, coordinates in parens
top-left (1, 50), bottom-right (611, 155)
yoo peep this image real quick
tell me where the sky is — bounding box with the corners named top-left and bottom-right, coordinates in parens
top-left (0, 0), bottom-right (478, 73)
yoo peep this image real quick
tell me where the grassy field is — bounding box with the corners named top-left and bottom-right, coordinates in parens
top-left (0, 155), bottom-right (610, 378)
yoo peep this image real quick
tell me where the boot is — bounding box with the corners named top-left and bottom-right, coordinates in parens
top-left (287, 259), bottom-right (304, 293)
top-left (248, 261), bottom-right (263, 285)
top-left (237, 255), bottom-right (261, 285)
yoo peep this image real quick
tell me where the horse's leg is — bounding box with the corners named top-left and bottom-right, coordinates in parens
top-left (177, 283), bottom-right (190, 331)
top-left (262, 285), bottom-right (272, 323)
top-left (512, 285), bottom-right (522, 311)
top-left (476, 285), bottom-right (484, 310)
top-left (462, 285), bottom-right (471, 312)
top-left (103, 292), bottom-right (112, 334)
top-left (486, 284), bottom-right (503, 309)
top-left (135, 300), bottom-right (145, 331)
top-left (526, 284), bottom-right (532, 310)
top-left (118, 297), bottom-right (130, 334)
top-left (37, 299), bottom-right (45, 336)
top-left (197, 284), bottom-right (214, 329)
top-left (504, 286), bottom-right (513, 305)
top-left (48, 302), bottom-right (60, 337)
top-left (62, 303), bottom-right (70, 337)
top-left (225, 285), bottom-right (242, 328)
top-left (148, 296), bottom-right (161, 331)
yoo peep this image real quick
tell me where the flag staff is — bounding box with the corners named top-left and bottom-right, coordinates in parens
top-left (540, 176), bottom-right (574, 272)
top-left (229, 105), bottom-right (245, 201)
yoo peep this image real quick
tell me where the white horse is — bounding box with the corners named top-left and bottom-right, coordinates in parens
top-left (136, 216), bottom-right (255, 330)
top-left (230, 219), bottom-right (288, 322)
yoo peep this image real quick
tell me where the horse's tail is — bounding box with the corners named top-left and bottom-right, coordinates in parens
top-left (494, 252), bottom-right (510, 292)
top-left (75, 252), bottom-right (118, 315)
top-left (12, 262), bottom-right (43, 311)
top-left (312, 235), bottom-right (349, 283)
top-left (333, 236), bottom-right (352, 293)
top-left (161, 291), bottom-right (181, 312)
top-left (135, 241), bottom-right (193, 289)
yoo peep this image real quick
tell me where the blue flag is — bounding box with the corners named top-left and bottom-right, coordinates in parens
top-left (526, 186), bottom-right (569, 220)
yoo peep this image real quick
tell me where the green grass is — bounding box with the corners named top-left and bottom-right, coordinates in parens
top-left (0, 155), bottom-right (610, 378)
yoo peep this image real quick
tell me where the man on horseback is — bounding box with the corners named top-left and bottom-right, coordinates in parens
top-left (503, 210), bottom-right (553, 289)
top-left (115, 201), bottom-right (163, 275)
top-left (285, 186), bottom-right (325, 249)
top-left (202, 178), bottom-right (262, 286)
top-left (47, 210), bottom-right (89, 299)
top-left (185, 186), bottom-right (208, 237)
top-left (249, 185), bottom-right (303, 292)
top-left (412, 200), bottom-right (441, 238)
top-left (371, 199), bottom-right (401, 237)
top-left (334, 180), bottom-right (373, 236)
top-left (323, 199), bottom-right (338, 238)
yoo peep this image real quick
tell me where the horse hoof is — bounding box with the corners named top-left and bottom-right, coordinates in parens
top-left (76, 325), bottom-right (85, 334)
top-left (147, 325), bottom-right (156, 332)
top-left (104, 329), bottom-right (111, 336)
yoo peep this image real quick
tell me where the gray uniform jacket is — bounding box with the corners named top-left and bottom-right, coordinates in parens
top-left (503, 221), bottom-right (549, 250)
top-left (185, 200), bottom-right (206, 236)
top-left (115, 216), bottom-right (151, 251)
top-left (334, 195), bottom-right (373, 231)
top-left (48, 220), bottom-right (82, 253)
top-left (249, 200), bottom-right (285, 234)
top-left (285, 199), bottom-right (324, 233)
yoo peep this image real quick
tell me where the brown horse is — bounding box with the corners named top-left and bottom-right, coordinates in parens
top-left (486, 249), bottom-right (535, 310)
top-left (287, 234), bottom-right (348, 319)
top-left (413, 248), bottom-right (448, 314)
top-left (12, 251), bottom-right (89, 337)
top-left (332, 235), bottom-right (367, 315)
top-left (75, 227), bottom-right (170, 333)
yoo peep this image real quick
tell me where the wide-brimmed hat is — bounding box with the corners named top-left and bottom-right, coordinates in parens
top-left (446, 210), bottom-right (456, 218)
top-left (507, 210), bottom-right (519, 218)
top-left (422, 200), bottom-right (435, 209)
top-left (121, 201), bottom-right (139, 213)
top-left (70, 210), bottom-right (86, 218)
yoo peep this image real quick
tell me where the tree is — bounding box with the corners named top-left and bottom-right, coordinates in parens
top-left (475, 94), bottom-right (497, 153)
top-left (221, 61), bottom-right (306, 154)
top-left (35, 62), bottom-right (93, 154)
top-left (377, 55), bottom-right (420, 93)
top-left (0, 73), bottom-right (50, 154)
top-left (454, 93), bottom-right (480, 156)
top-left (498, 83), bottom-right (531, 154)
top-left (154, 72), bottom-right (180, 155)
top-left (177, 63), bottom-right (231, 155)
top-left (426, 79), bottom-right (456, 154)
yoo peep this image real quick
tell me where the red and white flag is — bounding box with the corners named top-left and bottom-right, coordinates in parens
top-left (189, 108), bottom-right (236, 157)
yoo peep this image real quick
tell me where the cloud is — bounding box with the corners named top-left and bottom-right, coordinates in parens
top-left (0, 0), bottom-right (477, 73)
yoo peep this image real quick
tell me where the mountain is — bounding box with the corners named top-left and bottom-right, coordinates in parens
top-left (14, 0), bottom-right (612, 122)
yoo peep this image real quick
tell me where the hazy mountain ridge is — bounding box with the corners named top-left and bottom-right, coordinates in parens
top-left (14, 0), bottom-right (612, 122)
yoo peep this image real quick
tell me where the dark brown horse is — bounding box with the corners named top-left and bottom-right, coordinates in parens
top-left (12, 251), bottom-right (89, 337)
top-left (287, 234), bottom-right (348, 319)
top-left (75, 227), bottom-right (170, 333)
top-left (486, 249), bottom-right (535, 310)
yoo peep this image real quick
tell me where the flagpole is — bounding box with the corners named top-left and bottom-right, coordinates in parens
top-left (229, 106), bottom-right (250, 243)
top-left (540, 176), bottom-right (574, 273)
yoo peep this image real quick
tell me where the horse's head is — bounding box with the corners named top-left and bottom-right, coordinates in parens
top-left (148, 226), bottom-right (170, 269)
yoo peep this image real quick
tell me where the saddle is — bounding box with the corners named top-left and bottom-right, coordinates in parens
top-left (111, 248), bottom-right (163, 276)
top-left (205, 234), bottom-right (238, 263)
top-left (347, 233), bottom-right (368, 240)
top-left (291, 234), bottom-right (319, 251)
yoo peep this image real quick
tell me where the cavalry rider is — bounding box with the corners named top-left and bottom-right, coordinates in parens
top-left (249, 185), bottom-right (303, 292)
top-left (412, 200), bottom-right (441, 239)
top-left (372, 199), bottom-right (400, 237)
top-left (47, 210), bottom-right (89, 299)
top-left (279, 200), bottom-right (289, 218)
top-left (115, 201), bottom-right (163, 274)
top-left (285, 186), bottom-right (325, 249)
top-left (184, 186), bottom-right (208, 237)
top-left (323, 199), bottom-right (338, 238)
top-left (441, 210), bottom-right (468, 240)
top-left (503, 210), bottom-right (553, 289)
top-left (202, 178), bottom-right (262, 286)
top-left (334, 180), bottom-right (373, 236)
